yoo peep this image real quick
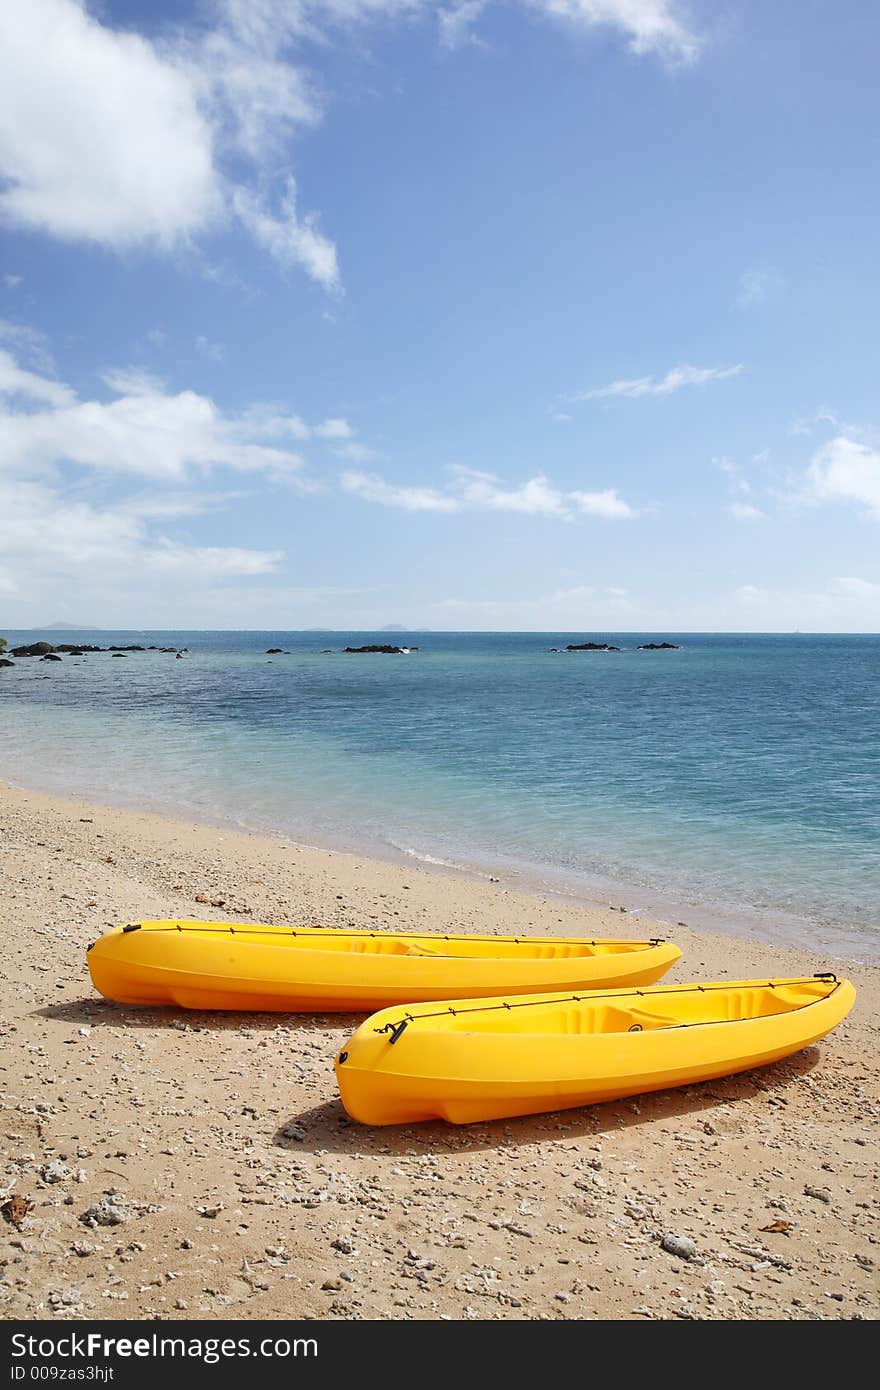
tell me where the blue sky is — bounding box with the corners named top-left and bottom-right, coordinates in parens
top-left (1, 0), bottom-right (878, 631)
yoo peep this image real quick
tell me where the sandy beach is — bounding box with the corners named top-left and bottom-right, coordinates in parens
top-left (1, 779), bottom-right (877, 1322)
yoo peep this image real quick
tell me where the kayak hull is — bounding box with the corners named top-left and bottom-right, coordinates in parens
top-left (86, 920), bottom-right (681, 1011)
top-left (334, 975), bottom-right (855, 1125)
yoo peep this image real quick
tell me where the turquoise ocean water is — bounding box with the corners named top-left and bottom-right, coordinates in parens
top-left (1, 630), bottom-right (877, 961)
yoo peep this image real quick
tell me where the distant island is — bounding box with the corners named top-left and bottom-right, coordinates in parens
top-left (37, 622), bottom-right (101, 631)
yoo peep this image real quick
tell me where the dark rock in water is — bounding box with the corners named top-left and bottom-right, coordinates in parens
top-left (0, 658), bottom-right (14, 668)
top-left (322, 649), bottom-right (334, 653)
top-left (111, 652), bottom-right (127, 658)
top-left (56, 644), bottom-right (100, 653)
top-left (175, 652), bottom-right (183, 659)
top-left (637, 642), bottom-right (681, 650)
top-left (108, 645), bottom-right (145, 652)
top-left (343, 644), bottom-right (409, 654)
top-left (565, 642), bottom-right (620, 652)
top-left (266, 648), bottom-right (283, 653)
top-left (10, 641), bottom-right (54, 657)
top-left (41, 653), bottom-right (62, 661)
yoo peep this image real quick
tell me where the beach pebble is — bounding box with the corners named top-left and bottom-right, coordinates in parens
top-left (803, 1185), bottom-right (832, 1204)
top-left (281, 1123), bottom-right (307, 1141)
top-left (80, 1192), bottom-right (130, 1227)
top-left (332, 1236), bottom-right (354, 1253)
top-left (41, 1159), bottom-right (75, 1185)
top-left (661, 1233), bottom-right (697, 1261)
top-left (48, 1286), bottom-right (82, 1308)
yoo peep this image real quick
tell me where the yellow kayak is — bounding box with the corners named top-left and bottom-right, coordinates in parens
top-left (86, 919), bottom-right (681, 1011)
top-left (335, 974), bottom-right (855, 1125)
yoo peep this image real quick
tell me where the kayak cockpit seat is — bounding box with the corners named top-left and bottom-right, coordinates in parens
top-left (623, 1007), bottom-right (680, 1032)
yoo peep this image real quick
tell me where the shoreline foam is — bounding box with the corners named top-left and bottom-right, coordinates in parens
top-left (3, 757), bottom-right (876, 966)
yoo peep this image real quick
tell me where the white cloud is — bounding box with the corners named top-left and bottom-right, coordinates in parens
top-left (0, 349), bottom-right (309, 483)
top-left (3, 274), bottom-right (22, 288)
top-left (737, 266), bottom-right (784, 308)
top-left (430, 581), bottom-right (636, 625)
top-left (342, 469), bottom-right (462, 511)
top-left (239, 405), bottom-right (356, 443)
top-left (232, 180), bottom-right (341, 291)
top-left (342, 464), bottom-right (634, 518)
top-left (145, 328), bottom-right (168, 349)
top-left (314, 418), bottom-right (353, 440)
top-left (337, 440), bottom-right (381, 463)
top-left (569, 488), bottom-right (634, 519)
top-left (0, 478), bottom-right (282, 590)
top-left (732, 577), bottom-right (880, 630)
top-left (807, 435), bottom-right (880, 520)
top-left (576, 362), bottom-right (744, 401)
top-left (439, 1), bottom-right (490, 49)
top-left (0, 0), bottom-right (700, 287)
top-left (729, 501), bottom-right (766, 521)
top-left (100, 366), bottom-right (166, 397)
top-left (829, 576), bottom-right (880, 600)
top-left (454, 468), bottom-right (570, 516)
top-left (0, 348), bottom-right (75, 407)
top-left (195, 11), bottom-right (320, 165)
top-left (146, 539), bottom-right (282, 576)
top-left (528, 0), bottom-right (700, 64)
top-left (0, 0), bottom-right (218, 250)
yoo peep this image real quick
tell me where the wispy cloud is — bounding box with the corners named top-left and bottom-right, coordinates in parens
top-left (732, 576), bottom-right (880, 629)
top-left (313, 418), bottom-right (353, 440)
top-left (737, 266), bottom-right (785, 308)
top-left (527, 1), bottom-right (701, 64)
top-left (574, 362), bottom-right (744, 402)
top-left (342, 464), bottom-right (635, 518)
top-left (195, 335), bottom-right (224, 362)
top-left (788, 409), bottom-right (844, 437)
top-left (439, 1), bottom-right (490, 50)
top-left (337, 440), bottom-right (382, 463)
top-left (341, 470), bottom-right (462, 512)
top-left (429, 582), bottom-right (636, 626)
top-left (231, 179), bottom-right (341, 292)
top-left (0, 317), bottom-right (57, 374)
top-left (729, 501), bottom-right (766, 521)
